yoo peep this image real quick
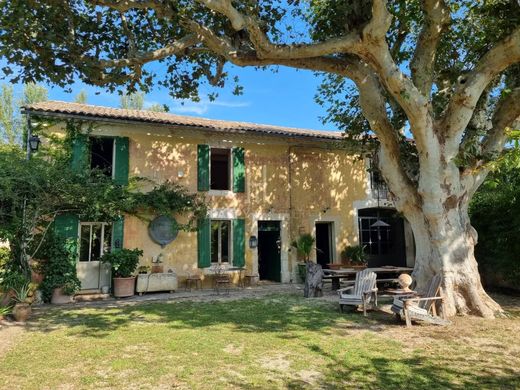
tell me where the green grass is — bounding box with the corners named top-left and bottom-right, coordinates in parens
top-left (1, 293), bottom-right (520, 389)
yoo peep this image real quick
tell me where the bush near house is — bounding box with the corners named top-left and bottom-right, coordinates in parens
top-left (471, 154), bottom-right (520, 291)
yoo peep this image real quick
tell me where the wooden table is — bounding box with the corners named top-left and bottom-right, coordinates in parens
top-left (323, 267), bottom-right (413, 291)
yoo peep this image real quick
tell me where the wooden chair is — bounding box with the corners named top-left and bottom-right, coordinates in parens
top-left (338, 269), bottom-right (378, 316)
top-left (391, 274), bottom-right (451, 327)
top-left (185, 273), bottom-right (202, 291)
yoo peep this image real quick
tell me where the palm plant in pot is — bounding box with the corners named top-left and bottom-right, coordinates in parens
top-left (291, 234), bottom-right (316, 283)
top-left (12, 282), bottom-right (32, 322)
top-left (101, 248), bottom-right (143, 298)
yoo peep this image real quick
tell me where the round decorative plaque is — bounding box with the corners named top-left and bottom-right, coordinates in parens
top-left (148, 215), bottom-right (178, 247)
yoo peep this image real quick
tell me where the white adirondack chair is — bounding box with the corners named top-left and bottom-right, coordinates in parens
top-left (391, 274), bottom-right (451, 327)
top-left (338, 269), bottom-right (378, 316)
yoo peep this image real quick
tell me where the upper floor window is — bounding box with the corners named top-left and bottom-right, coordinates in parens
top-left (90, 137), bottom-right (114, 178)
top-left (369, 159), bottom-right (389, 199)
top-left (210, 148), bottom-right (231, 191)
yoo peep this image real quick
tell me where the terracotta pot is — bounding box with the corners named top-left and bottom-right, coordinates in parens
top-left (0, 289), bottom-right (15, 306)
top-left (29, 259), bottom-right (45, 284)
top-left (12, 303), bottom-right (32, 322)
top-left (327, 264), bottom-right (342, 270)
top-left (51, 287), bottom-right (75, 304)
top-left (151, 264), bottom-right (164, 274)
top-left (113, 277), bottom-right (135, 298)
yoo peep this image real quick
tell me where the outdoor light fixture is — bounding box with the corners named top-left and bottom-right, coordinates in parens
top-left (249, 235), bottom-right (258, 249)
top-left (28, 134), bottom-right (41, 152)
top-left (371, 181), bottom-right (390, 228)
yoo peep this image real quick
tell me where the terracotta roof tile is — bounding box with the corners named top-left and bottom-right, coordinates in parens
top-left (23, 101), bottom-right (343, 141)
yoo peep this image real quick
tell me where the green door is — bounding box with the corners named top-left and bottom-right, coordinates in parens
top-left (257, 221), bottom-right (281, 282)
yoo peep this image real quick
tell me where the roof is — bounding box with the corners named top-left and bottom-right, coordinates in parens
top-left (23, 101), bottom-right (343, 141)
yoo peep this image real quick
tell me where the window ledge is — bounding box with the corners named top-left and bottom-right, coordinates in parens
top-left (208, 190), bottom-right (234, 197)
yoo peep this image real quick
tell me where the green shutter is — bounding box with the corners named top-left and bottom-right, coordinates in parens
top-left (197, 218), bottom-right (211, 268)
top-left (111, 216), bottom-right (124, 252)
top-left (54, 213), bottom-right (79, 256)
top-left (71, 134), bottom-right (88, 173)
top-left (197, 144), bottom-right (210, 191)
top-left (233, 218), bottom-right (246, 267)
top-left (233, 147), bottom-right (245, 193)
top-left (114, 137), bottom-right (129, 185)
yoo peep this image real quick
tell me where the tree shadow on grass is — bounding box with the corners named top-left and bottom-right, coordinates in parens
top-left (29, 294), bottom-right (392, 338)
top-left (289, 343), bottom-right (520, 390)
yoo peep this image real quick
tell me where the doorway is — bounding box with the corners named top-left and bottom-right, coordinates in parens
top-left (357, 208), bottom-right (406, 267)
top-left (315, 222), bottom-right (334, 267)
top-left (258, 221), bottom-right (281, 282)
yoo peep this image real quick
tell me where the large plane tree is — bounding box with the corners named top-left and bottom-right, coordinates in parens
top-left (1, 0), bottom-right (519, 317)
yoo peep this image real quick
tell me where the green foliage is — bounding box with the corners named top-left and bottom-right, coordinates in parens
top-left (0, 305), bottom-right (10, 316)
top-left (101, 248), bottom-right (143, 278)
top-left (12, 282), bottom-right (31, 304)
top-left (342, 245), bottom-right (368, 265)
top-left (37, 231), bottom-right (81, 302)
top-left (120, 92), bottom-right (145, 110)
top-left (74, 90), bottom-right (87, 104)
top-left (291, 234), bottom-right (316, 262)
top-left (470, 153), bottom-right (520, 285)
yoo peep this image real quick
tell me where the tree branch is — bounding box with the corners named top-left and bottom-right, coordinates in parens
top-left (410, 0), bottom-right (450, 96)
top-left (443, 27), bottom-right (520, 148)
top-left (482, 87), bottom-right (520, 156)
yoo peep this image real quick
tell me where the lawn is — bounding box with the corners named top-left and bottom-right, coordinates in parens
top-left (1, 293), bottom-right (519, 390)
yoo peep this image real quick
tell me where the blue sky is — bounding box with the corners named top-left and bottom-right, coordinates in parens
top-left (3, 60), bottom-right (338, 132)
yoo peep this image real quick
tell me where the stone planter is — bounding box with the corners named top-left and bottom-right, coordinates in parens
top-left (12, 303), bottom-right (31, 322)
top-left (51, 287), bottom-right (75, 304)
top-left (113, 276), bottom-right (136, 298)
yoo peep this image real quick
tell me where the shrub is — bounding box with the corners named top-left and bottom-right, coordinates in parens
top-left (38, 232), bottom-right (81, 302)
top-left (291, 234), bottom-right (315, 262)
top-left (101, 248), bottom-right (143, 278)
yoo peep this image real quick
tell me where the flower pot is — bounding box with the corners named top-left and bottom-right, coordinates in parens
top-left (12, 303), bottom-right (31, 322)
top-left (0, 289), bottom-right (15, 306)
top-left (113, 277), bottom-right (136, 298)
top-left (51, 287), bottom-right (75, 304)
top-left (151, 264), bottom-right (164, 274)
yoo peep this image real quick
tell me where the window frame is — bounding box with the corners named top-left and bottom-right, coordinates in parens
top-left (78, 222), bottom-right (112, 262)
top-left (210, 219), bottom-right (233, 264)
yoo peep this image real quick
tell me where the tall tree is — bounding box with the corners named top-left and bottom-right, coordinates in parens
top-left (120, 91), bottom-right (144, 110)
top-left (0, 0), bottom-right (518, 317)
top-left (0, 83), bottom-right (48, 145)
top-left (75, 90), bottom-right (88, 104)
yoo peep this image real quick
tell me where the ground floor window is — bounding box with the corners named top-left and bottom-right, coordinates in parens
top-left (211, 220), bottom-right (231, 263)
top-left (79, 222), bottom-right (112, 262)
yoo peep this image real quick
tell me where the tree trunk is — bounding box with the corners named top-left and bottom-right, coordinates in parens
top-left (304, 261), bottom-right (324, 298)
top-left (404, 204), bottom-right (503, 318)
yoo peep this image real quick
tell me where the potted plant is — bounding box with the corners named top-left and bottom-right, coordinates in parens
top-left (101, 248), bottom-right (143, 298)
top-left (151, 253), bottom-right (164, 274)
top-left (12, 283), bottom-right (32, 322)
top-left (291, 234), bottom-right (316, 283)
top-left (342, 245), bottom-right (368, 269)
top-left (137, 265), bottom-right (150, 275)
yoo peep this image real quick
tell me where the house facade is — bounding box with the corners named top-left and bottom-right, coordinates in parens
top-left (25, 101), bottom-right (415, 292)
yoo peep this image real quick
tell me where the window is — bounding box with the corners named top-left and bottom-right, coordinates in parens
top-left (210, 220), bottom-right (231, 263)
top-left (79, 223), bottom-right (112, 262)
top-left (369, 159), bottom-right (389, 199)
top-left (90, 137), bottom-right (115, 177)
top-left (210, 148), bottom-right (231, 190)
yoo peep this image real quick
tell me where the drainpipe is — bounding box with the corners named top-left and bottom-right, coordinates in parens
top-left (287, 145), bottom-right (295, 283)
